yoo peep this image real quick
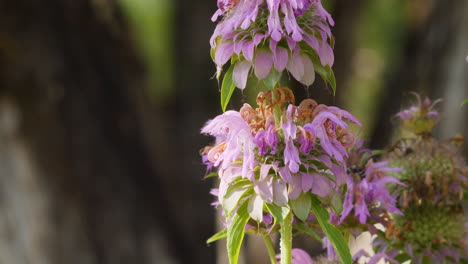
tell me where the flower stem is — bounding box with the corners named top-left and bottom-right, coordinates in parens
top-left (273, 105), bottom-right (282, 125)
top-left (280, 211), bottom-right (293, 264)
top-left (271, 87), bottom-right (282, 125)
top-left (263, 233), bottom-right (277, 264)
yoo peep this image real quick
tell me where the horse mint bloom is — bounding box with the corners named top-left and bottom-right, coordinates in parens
top-left (338, 143), bottom-right (404, 226)
top-left (395, 93), bottom-right (442, 136)
top-left (202, 87), bottom-right (360, 223)
top-left (375, 96), bottom-right (468, 263)
top-left (211, 0), bottom-right (335, 88)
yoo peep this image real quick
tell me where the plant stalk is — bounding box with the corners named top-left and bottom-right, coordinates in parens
top-left (280, 212), bottom-right (293, 264)
top-left (263, 233), bottom-right (277, 264)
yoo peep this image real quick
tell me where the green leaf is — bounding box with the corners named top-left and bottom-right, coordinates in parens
top-left (308, 160), bottom-right (330, 171)
top-left (210, 48), bottom-right (216, 64)
top-left (221, 64), bottom-right (236, 112)
top-left (207, 229), bottom-right (227, 244)
top-left (265, 203), bottom-right (290, 226)
top-left (227, 201), bottom-right (250, 264)
top-left (329, 189), bottom-right (343, 214)
top-left (304, 48), bottom-right (336, 95)
top-left (325, 66), bottom-right (336, 95)
top-left (394, 253), bottom-right (411, 263)
top-left (204, 172), bottom-right (218, 179)
top-left (294, 223), bottom-right (322, 242)
top-left (280, 211), bottom-right (293, 264)
top-left (263, 69), bottom-right (282, 90)
top-left (223, 179), bottom-right (252, 217)
top-left (210, 36), bottom-right (221, 64)
top-left (462, 98), bottom-right (468, 107)
top-left (290, 192), bottom-right (311, 222)
top-left (310, 195), bottom-right (352, 264)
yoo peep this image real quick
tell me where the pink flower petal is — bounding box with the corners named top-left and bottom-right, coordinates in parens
top-left (278, 167), bottom-right (292, 183)
top-left (254, 179), bottom-right (273, 203)
top-left (272, 179), bottom-right (288, 206)
top-left (288, 174), bottom-right (302, 200)
top-left (260, 164), bottom-right (273, 180)
top-left (274, 47), bottom-right (288, 72)
top-left (242, 41), bottom-right (255, 61)
top-left (253, 33), bottom-right (265, 46)
top-left (311, 174), bottom-right (332, 198)
top-left (319, 42), bottom-right (334, 66)
top-left (254, 50), bottom-right (273, 80)
top-left (233, 61), bottom-right (252, 89)
top-left (300, 54), bottom-right (315, 86)
top-left (301, 172), bottom-right (313, 192)
top-left (287, 50), bottom-right (304, 82)
top-left (215, 42), bottom-right (234, 67)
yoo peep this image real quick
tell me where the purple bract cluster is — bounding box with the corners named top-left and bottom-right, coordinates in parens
top-left (211, 0), bottom-right (334, 88)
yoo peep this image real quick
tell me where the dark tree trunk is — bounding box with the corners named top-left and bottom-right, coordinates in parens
top-left (0, 0), bottom-right (215, 263)
top-left (369, 0), bottom-right (468, 152)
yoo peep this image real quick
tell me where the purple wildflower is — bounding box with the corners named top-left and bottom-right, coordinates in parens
top-left (287, 171), bottom-right (330, 200)
top-left (201, 151), bottom-right (215, 174)
top-left (253, 124), bottom-right (279, 156)
top-left (211, 0), bottom-right (335, 88)
top-left (283, 105), bottom-right (301, 173)
top-left (322, 237), bottom-right (338, 262)
top-left (202, 110), bottom-right (257, 180)
top-left (395, 93), bottom-right (442, 135)
top-left (340, 158), bottom-right (404, 225)
top-left (202, 88), bottom-right (362, 228)
top-left (311, 109), bottom-right (359, 162)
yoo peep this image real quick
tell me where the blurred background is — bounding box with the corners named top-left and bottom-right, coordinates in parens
top-left (0, 0), bottom-right (466, 263)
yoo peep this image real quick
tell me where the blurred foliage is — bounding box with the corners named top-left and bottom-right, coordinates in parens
top-left (119, 0), bottom-right (174, 103)
top-left (342, 0), bottom-right (406, 139)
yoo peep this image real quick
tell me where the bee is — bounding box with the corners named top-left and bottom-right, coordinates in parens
top-left (386, 138), bottom-right (416, 157)
top-left (346, 165), bottom-right (366, 180)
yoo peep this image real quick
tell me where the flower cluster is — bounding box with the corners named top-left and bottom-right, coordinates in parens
top-left (334, 143), bottom-right (404, 227)
top-left (201, 87), bottom-right (360, 223)
top-left (313, 143), bottom-right (404, 263)
top-left (375, 96), bottom-right (468, 263)
top-left (395, 93), bottom-right (442, 135)
top-left (211, 0), bottom-right (335, 88)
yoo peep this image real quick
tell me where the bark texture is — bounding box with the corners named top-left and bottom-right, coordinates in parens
top-left (369, 0), bottom-right (468, 153)
top-left (0, 1), bottom-right (215, 263)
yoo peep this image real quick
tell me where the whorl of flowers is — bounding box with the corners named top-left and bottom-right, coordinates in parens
top-left (201, 87), bottom-right (360, 223)
top-left (395, 93), bottom-right (442, 136)
top-left (211, 0), bottom-right (335, 89)
top-left (336, 143), bottom-right (404, 229)
top-left (387, 138), bottom-right (467, 207)
top-left (375, 96), bottom-right (468, 263)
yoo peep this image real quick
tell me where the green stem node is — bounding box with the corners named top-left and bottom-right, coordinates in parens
top-left (280, 212), bottom-right (293, 264)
